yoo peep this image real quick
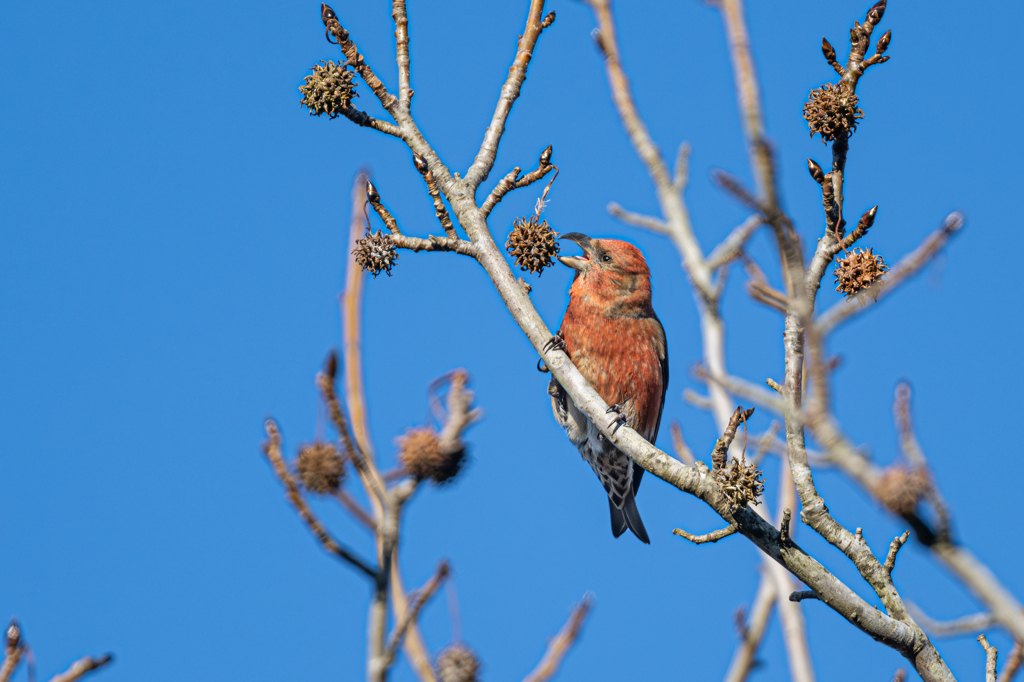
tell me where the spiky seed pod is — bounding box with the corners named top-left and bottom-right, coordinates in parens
top-left (435, 644), bottom-right (481, 682)
top-left (874, 465), bottom-right (930, 516)
top-left (299, 60), bottom-right (357, 119)
top-left (398, 427), bottom-right (465, 485)
top-left (296, 441), bottom-right (346, 494)
top-left (353, 229), bottom-right (398, 277)
top-left (714, 459), bottom-right (765, 511)
top-left (506, 216), bottom-right (559, 275)
top-left (803, 83), bottom-right (864, 143)
top-left (833, 247), bottom-right (888, 299)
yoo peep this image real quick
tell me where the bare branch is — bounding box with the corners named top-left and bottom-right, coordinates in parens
top-left (261, 419), bottom-right (377, 579)
top-left (583, 0), bottom-right (714, 299)
top-left (391, 233), bottom-right (478, 257)
top-left (481, 149), bottom-right (556, 217)
top-left (338, 106), bottom-right (402, 137)
top-left (978, 635), bottom-right (998, 682)
top-left (893, 383), bottom-right (926, 467)
top-left (334, 488), bottom-right (377, 532)
top-left (669, 421), bottom-right (695, 466)
top-left (883, 530), bottom-right (911, 575)
top-left (0, 621), bottom-right (23, 682)
top-left (391, 0), bottom-right (411, 105)
top-left (673, 523), bottom-right (738, 544)
top-left (380, 561), bottom-right (451, 672)
top-left (465, 0), bottom-right (549, 189)
top-left (707, 215), bottom-right (763, 271)
top-left (724, 576), bottom-right (775, 682)
top-left (46, 654), bottom-right (114, 682)
top-left (322, 5), bottom-right (398, 113)
top-left (521, 595), bottom-right (594, 682)
top-left (1002, 641), bottom-right (1024, 682)
top-left (412, 154), bottom-right (457, 238)
top-left (790, 591), bottom-right (820, 603)
top-left (607, 202), bottom-right (669, 234)
top-left (816, 212), bottom-right (964, 334)
top-left (907, 605), bottom-right (996, 638)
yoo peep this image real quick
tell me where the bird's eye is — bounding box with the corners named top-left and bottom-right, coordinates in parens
top-left (601, 254), bottom-right (612, 263)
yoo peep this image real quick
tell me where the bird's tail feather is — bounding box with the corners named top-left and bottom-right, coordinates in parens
top-left (608, 492), bottom-right (650, 544)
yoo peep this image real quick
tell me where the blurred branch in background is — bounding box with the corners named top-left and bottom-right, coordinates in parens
top-left (1, 620), bottom-right (113, 682)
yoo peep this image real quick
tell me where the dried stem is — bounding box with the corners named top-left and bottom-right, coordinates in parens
top-left (379, 560), bottom-right (450, 672)
top-left (521, 595), bottom-right (593, 682)
top-left (673, 523), bottom-right (738, 544)
top-left (481, 147), bottom-right (556, 217)
top-left (723, 576), bottom-right (775, 682)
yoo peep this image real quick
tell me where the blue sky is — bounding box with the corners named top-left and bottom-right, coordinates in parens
top-left (2, 1), bottom-right (1021, 680)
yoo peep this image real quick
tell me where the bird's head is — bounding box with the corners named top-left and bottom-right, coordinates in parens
top-left (558, 233), bottom-right (652, 306)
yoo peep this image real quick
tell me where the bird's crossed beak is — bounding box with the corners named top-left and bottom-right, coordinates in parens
top-left (558, 232), bottom-right (594, 271)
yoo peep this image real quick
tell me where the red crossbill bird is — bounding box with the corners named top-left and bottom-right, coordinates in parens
top-left (547, 233), bottom-right (668, 544)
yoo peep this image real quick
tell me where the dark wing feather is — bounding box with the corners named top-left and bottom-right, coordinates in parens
top-left (632, 312), bottom-right (668, 496)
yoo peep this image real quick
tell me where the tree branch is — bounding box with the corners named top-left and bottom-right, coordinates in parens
top-left (815, 212), bottom-right (964, 334)
top-left (480, 147), bottom-right (555, 218)
top-left (261, 420), bottom-right (377, 579)
top-left (46, 655), bottom-right (114, 682)
top-left (907, 606), bottom-right (996, 638)
top-left (464, 0), bottom-right (549, 189)
top-left (521, 595), bottom-right (593, 682)
top-left (978, 635), bottom-right (998, 682)
top-left (673, 523), bottom-right (738, 544)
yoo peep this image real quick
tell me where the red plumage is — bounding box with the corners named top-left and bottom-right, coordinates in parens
top-left (548, 234), bottom-right (668, 543)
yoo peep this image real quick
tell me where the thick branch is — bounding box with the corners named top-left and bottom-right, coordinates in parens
top-left (521, 595), bottom-right (593, 682)
top-left (391, 0), bottom-right (411, 105)
top-left (392, 234), bottom-right (477, 257)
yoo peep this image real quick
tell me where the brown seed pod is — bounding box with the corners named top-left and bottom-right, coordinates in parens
top-left (435, 644), bottom-right (481, 682)
top-left (299, 60), bottom-right (357, 119)
top-left (714, 458), bottom-right (765, 511)
top-left (874, 465), bottom-right (930, 516)
top-left (505, 215), bottom-right (560, 275)
top-left (833, 246), bottom-right (889, 299)
top-left (353, 229), bottom-right (398, 277)
top-left (295, 441), bottom-right (346, 495)
top-left (398, 427), bottom-right (465, 485)
top-left (803, 83), bottom-right (864, 143)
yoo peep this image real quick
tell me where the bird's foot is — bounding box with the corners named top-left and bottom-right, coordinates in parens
top-left (543, 331), bottom-right (566, 354)
top-left (606, 403), bottom-right (628, 436)
top-left (537, 358), bottom-right (550, 373)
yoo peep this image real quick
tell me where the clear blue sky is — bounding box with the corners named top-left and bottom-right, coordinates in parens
top-left (2, 1), bottom-right (1021, 680)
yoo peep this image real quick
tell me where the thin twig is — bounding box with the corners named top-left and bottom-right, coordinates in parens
top-left (707, 215), bottom-right (763, 271)
top-left (521, 595), bottom-right (594, 682)
top-left (673, 524), bottom-right (738, 544)
top-left (883, 530), bottom-right (911, 575)
top-left (465, 0), bottom-right (549, 189)
top-left (1002, 641), bottom-right (1024, 682)
top-left (669, 421), bottom-right (695, 466)
top-left (723, 575), bottom-right (775, 682)
top-left (262, 419), bottom-right (377, 578)
top-left (816, 212), bottom-right (964, 334)
top-left (906, 605), bottom-right (996, 637)
top-left (380, 561), bottom-right (451, 672)
top-left (46, 654), bottom-right (114, 682)
top-left (978, 635), bottom-right (998, 682)
top-left (335, 488), bottom-right (377, 532)
top-left (607, 202), bottom-right (668, 234)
